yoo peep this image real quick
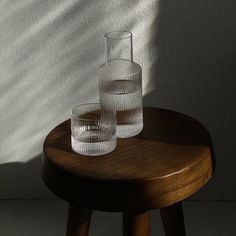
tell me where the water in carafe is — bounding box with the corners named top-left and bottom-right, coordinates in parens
top-left (100, 59), bottom-right (143, 138)
top-left (99, 31), bottom-right (143, 138)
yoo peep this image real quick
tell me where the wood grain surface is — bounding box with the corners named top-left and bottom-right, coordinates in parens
top-left (42, 107), bottom-right (214, 212)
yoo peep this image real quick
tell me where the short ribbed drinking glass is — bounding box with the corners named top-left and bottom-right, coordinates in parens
top-left (71, 103), bottom-right (116, 156)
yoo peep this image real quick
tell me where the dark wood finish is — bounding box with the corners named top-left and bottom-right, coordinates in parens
top-left (160, 202), bottom-right (186, 236)
top-left (123, 211), bottom-right (150, 236)
top-left (66, 203), bottom-right (92, 236)
top-left (42, 107), bottom-right (214, 212)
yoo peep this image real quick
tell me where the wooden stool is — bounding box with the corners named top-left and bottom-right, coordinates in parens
top-left (42, 107), bottom-right (214, 236)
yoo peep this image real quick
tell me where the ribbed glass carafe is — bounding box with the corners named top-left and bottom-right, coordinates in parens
top-left (99, 30), bottom-right (143, 138)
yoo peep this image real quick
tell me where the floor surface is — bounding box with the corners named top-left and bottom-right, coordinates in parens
top-left (0, 200), bottom-right (235, 235)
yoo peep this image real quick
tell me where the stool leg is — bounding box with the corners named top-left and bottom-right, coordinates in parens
top-left (160, 201), bottom-right (186, 236)
top-left (123, 211), bottom-right (150, 236)
top-left (66, 203), bottom-right (92, 236)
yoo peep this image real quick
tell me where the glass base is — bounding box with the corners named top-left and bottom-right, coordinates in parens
top-left (116, 123), bottom-right (143, 138)
top-left (71, 136), bottom-right (116, 156)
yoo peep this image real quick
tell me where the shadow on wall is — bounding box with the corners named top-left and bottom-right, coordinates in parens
top-left (0, 0), bottom-right (155, 199)
top-left (144, 0), bottom-right (236, 200)
top-left (0, 156), bottom-right (54, 199)
top-left (0, 0), bottom-right (235, 201)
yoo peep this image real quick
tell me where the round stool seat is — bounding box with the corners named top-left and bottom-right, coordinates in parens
top-left (42, 107), bottom-right (213, 213)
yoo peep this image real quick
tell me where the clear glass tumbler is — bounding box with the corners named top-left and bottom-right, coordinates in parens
top-left (71, 103), bottom-right (116, 156)
top-left (99, 30), bottom-right (143, 138)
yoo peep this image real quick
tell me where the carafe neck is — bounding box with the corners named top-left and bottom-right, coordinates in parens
top-left (105, 30), bottom-right (133, 63)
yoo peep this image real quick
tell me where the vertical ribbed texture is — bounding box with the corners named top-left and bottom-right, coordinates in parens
top-left (99, 60), bottom-right (143, 138)
top-left (99, 31), bottom-right (143, 138)
top-left (71, 103), bottom-right (116, 156)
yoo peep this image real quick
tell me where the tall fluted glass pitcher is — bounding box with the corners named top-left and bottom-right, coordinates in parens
top-left (99, 30), bottom-right (143, 138)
